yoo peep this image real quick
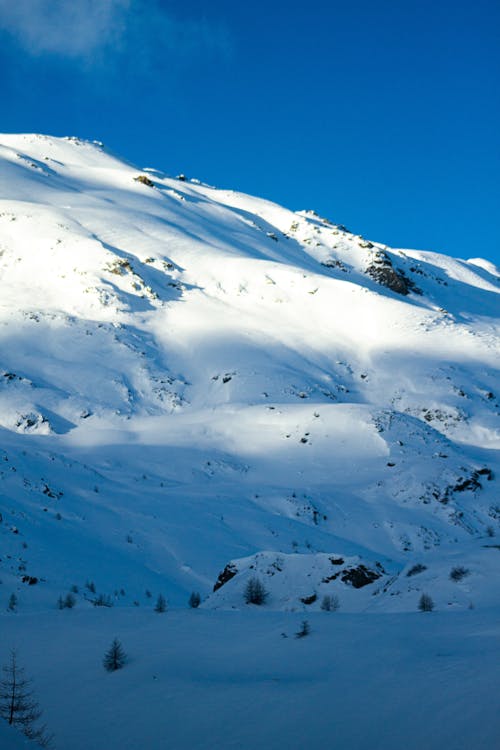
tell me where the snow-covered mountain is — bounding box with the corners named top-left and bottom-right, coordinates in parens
top-left (1, 134), bottom-right (500, 750)
top-left (0, 133), bottom-right (499, 616)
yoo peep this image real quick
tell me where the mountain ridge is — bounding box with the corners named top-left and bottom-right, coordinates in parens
top-left (0, 133), bottom-right (499, 614)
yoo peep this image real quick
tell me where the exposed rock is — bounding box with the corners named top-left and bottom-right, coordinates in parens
top-left (321, 258), bottom-right (348, 272)
top-left (366, 251), bottom-right (421, 296)
top-left (329, 556), bottom-right (344, 566)
top-left (341, 564), bottom-right (382, 588)
top-left (213, 562), bottom-right (238, 591)
top-left (22, 575), bottom-right (38, 585)
top-left (300, 593), bottom-right (317, 605)
top-left (134, 175), bottom-right (154, 187)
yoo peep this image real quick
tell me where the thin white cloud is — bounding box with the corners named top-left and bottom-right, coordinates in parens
top-left (0, 0), bottom-right (130, 58)
top-left (0, 0), bottom-right (231, 66)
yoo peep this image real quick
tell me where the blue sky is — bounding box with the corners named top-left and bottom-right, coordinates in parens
top-left (1, 0), bottom-right (499, 263)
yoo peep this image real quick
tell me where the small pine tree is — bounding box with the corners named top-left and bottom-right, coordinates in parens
top-left (58, 592), bottom-right (76, 609)
top-left (295, 620), bottom-right (311, 638)
top-left (64, 592), bottom-right (76, 609)
top-left (0, 650), bottom-right (54, 747)
top-left (7, 593), bottom-right (17, 612)
top-left (103, 638), bottom-right (126, 672)
top-left (243, 577), bottom-right (268, 605)
top-left (188, 591), bottom-right (201, 609)
top-left (154, 594), bottom-right (167, 613)
top-left (418, 593), bottom-right (435, 612)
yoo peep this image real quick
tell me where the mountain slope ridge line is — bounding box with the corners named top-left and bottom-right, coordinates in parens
top-left (0, 132), bottom-right (498, 614)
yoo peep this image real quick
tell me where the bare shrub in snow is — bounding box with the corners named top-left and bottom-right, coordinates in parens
top-left (295, 620), bottom-right (311, 638)
top-left (320, 594), bottom-right (340, 611)
top-left (243, 577), bottom-right (268, 605)
top-left (57, 592), bottom-right (76, 610)
top-left (450, 566), bottom-right (469, 582)
top-left (418, 593), bottom-right (435, 612)
top-left (188, 591), bottom-right (201, 608)
top-left (94, 593), bottom-right (113, 607)
top-left (407, 564), bottom-right (427, 577)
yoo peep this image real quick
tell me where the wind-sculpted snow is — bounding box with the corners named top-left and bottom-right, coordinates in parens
top-left (0, 133), bottom-right (499, 615)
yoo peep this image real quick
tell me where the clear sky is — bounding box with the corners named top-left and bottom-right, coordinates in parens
top-left (1, 0), bottom-right (499, 263)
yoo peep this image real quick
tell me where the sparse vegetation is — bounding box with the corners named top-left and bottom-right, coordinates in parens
top-left (407, 564), bottom-right (427, 577)
top-left (0, 649), bottom-right (54, 747)
top-left (243, 576), bottom-right (268, 605)
top-left (103, 638), bottom-right (127, 672)
top-left (418, 593), bottom-right (435, 612)
top-left (450, 566), bottom-right (469, 582)
top-left (57, 592), bottom-right (76, 610)
top-left (154, 594), bottom-right (167, 613)
top-left (188, 591), bottom-right (201, 608)
top-left (94, 593), bottom-right (113, 607)
top-left (295, 620), bottom-right (311, 638)
top-left (320, 594), bottom-right (340, 611)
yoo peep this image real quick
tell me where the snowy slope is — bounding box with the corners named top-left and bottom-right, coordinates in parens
top-left (2, 607), bottom-right (499, 750)
top-left (1, 133), bottom-right (500, 750)
top-left (0, 133), bottom-right (499, 620)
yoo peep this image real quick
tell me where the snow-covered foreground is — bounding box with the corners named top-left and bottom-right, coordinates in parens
top-left (1, 607), bottom-right (499, 750)
top-left (0, 133), bottom-right (499, 747)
